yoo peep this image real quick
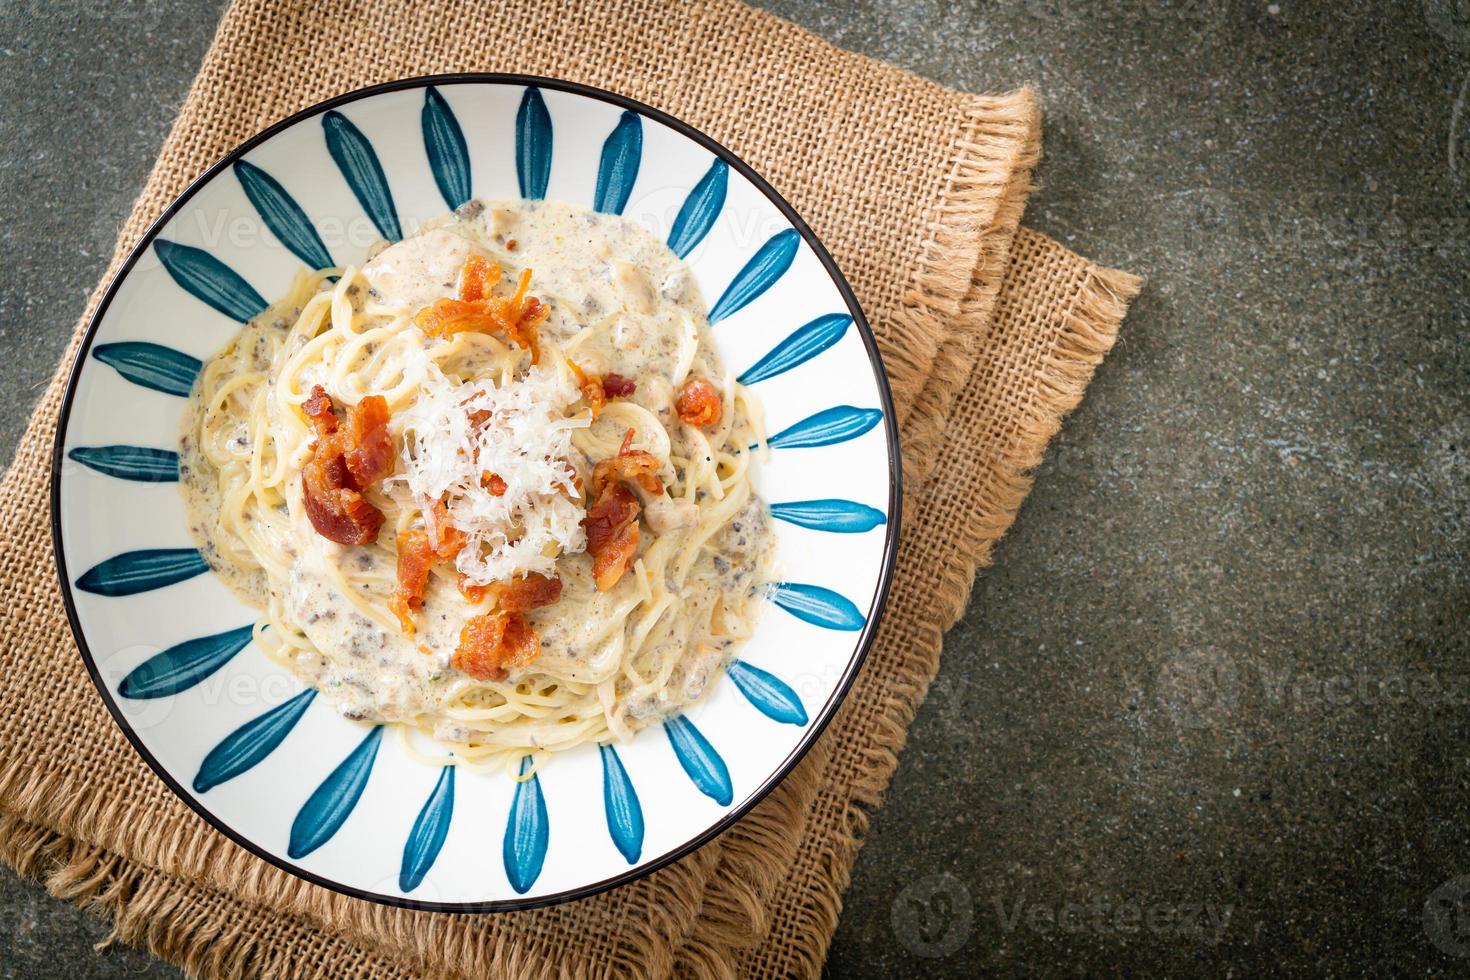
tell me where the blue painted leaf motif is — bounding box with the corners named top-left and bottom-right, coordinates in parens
top-left (663, 715), bottom-right (733, 806)
top-left (667, 159), bottom-right (728, 258)
top-left (288, 725), bottom-right (384, 859)
top-left (503, 756), bottom-right (549, 894)
top-left (120, 624), bottom-right (253, 699)
top-left (75, 548), bottom-right (208, 597)
top-left (593, 111), bottom-right (642, 215)
top-left (233, 160), bottom-right (333, 271)
top-left (322, 110), bottom-right (402, 241)
top-left (738, 313), bottom-right (852, 385)
top-left (708, 228), bottom-right (800, 324)
top-left (92, 342), bottom-right (200, 396)
top-left (515, 86), bottom-right (553, 200)
top-left (67, 445), bottom-right (179, 482)
top-left (599, 743), bottom-right (644, 864)
top-left (727, 660), bottom-right (809, 725)
top-left (767, 406), bottom-right (883, 450)
top-left (769, 498), bottom-right (886, 533)
top-left (192, 688), bottom-right (315, 792)
top-left (153, 240), bottom-right (266, 323)
top-left (400, 765), bottom-right (455, 892)
top-left (770, 582), bottom-right (866, 632)
top-left (422, 87), bottom-right (472, 210)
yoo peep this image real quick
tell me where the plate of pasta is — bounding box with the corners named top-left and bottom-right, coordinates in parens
top-left (53, 74), bottom-right (899, 909)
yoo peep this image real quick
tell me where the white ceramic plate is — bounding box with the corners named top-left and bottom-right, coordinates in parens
top-left (53, 74), bottom-right (899, 910)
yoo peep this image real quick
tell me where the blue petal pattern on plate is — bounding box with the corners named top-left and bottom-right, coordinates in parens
top-left (58, 80), bottom-right (897, 908)
top-left (663, 715), bottom-right (733, 806)
top-left (767, 406), bottom-right (882, 450)
top-left (515, 86), bottom-right (553, 200)
top-left (667, 159), bottom-right (728, 258)
top-left (323, 110), bottom-right (402, 241)
top-left (769, 498), bottom-right (886, 533)
top-left (289, 725), bottom-right (385, 859)
top-left (193, 688), bottom-right (316, 792)
top-left (119, 624), bottom-right (253, 699)
top-left (593, 111), bottom-right (642, 215)
top-left (770, 582), bottom-right (866, 631)
top-left (153, 240), bottom-right (267, 323)
top-left (67, 445), bottom-right (179, 482)
top-left (727, 660), bottom-right (809, 725)
top-left (91, 342), bottom-right (200, 396)
top-left (599, 743), bottom-right (644, 864)
top-left (422, 87), bottom-right (472, 210)
top-left (503, 756), bottom-right (549, 894)
top-left (234, 160), bottom-right (333, 271)
top-left (738, 313), bottom-right (852, 385)
top-left (400, 765), bottom-right (455, 892)
top-left (708, 228), bottom-right (800, 324)
top-left (75, 548), bottom-right (209, 597)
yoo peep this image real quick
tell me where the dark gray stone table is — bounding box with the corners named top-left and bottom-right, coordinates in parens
top-left (2, 1), bottom-right (1467, 975)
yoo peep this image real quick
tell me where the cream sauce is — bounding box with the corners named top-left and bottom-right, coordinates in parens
top-left (180, 198), bottom-right (775, 746)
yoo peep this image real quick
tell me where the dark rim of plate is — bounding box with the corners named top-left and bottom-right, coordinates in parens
top-left (50, 72), bottom-right (903, 914)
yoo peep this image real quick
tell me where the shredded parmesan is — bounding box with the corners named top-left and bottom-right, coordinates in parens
top-left (389, 355), bottom-right (589, 585)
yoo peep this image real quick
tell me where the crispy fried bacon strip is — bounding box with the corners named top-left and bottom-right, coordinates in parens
top-left (390, 500), bottom-right (466, 635)
top-left (601, 373), bottom-right (637, 398)
top-left (458, 574), bottom-right (488, 604)
top-left (389, 531), bottom-right (435, 634)
top-left (342, 395), bottom-right (394, 489)
top-left (302, 385), bottom-right (338, 437)
top-left (676, 376), bottom-right (722, 428)
top-left (567, 360), bottom-right (638, 419)
top-left (591, 427), bottom-right (664, 499)
top-left (301, 474), bottom-right (383, 546)
top-left (583, 427), bottom-right (668, 591)
top-left (567, 358), bottom-right (605, 418)
top-left (449, 575), bottom-right (561, 679)
top-left (584, 483), bottom-right (641, 592)
top-left (392, 499), bottom-right (562, 635)
top-left (426, 498), bottom-right (468, 556)
top-left (499, 269), bottom-right (549, 364)
top-left (451, 611), bottom-right (540, 681)
top-left (489, 573), bottom-right (563, 612)
top-left (416, 259), bottom-right (549, 363)
top-left (458, 253), bottom-right (501, 302)
top-left (300, 386), bottom-right (393, 545)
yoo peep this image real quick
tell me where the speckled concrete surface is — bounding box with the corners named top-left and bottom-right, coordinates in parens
top-left (2, 1), bottom-right (1467, 976)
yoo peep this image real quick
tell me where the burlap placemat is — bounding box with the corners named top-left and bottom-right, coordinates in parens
top-left (0, 1), bottom-right (1140, 976)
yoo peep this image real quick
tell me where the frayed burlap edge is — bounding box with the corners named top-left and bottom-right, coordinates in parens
top-left (670, 233), bottom-right (1142, 978)
top-left (0, 815), bottom-right (429, 980)
top-left (659, 92), bottom-right (1042, 975)
top-left (666, 100), bottom-right (1044, 976)
top-left (735, 250), bottom-right (1142, 979)
top-left (859, 258), bottom-right (1145, 794)
top-left (881, 94), bottom-right (1040, 475)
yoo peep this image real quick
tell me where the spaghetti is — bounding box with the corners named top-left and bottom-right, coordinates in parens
top-left (178, 199), bottom-right (775, 774)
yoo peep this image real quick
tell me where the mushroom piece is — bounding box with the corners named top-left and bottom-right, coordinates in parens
top-left (612, 260), bottom-right (656, 314)
top-left (642, 494), bottom-right (700, 533)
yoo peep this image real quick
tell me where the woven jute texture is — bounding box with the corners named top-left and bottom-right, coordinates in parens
top-left (0, 0), bottom-right (1141, 976)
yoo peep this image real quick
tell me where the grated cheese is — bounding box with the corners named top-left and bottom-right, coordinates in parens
top-left (390, 356), bottom-right (589, 585)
